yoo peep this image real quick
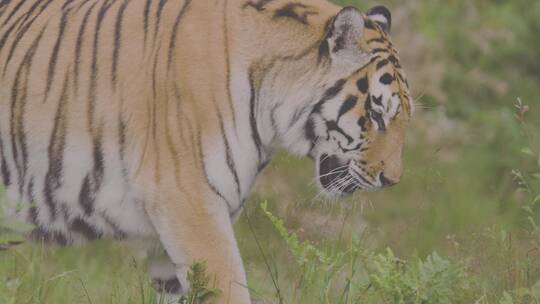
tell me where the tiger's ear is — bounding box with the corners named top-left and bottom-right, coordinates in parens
top-left (366, 6), bottom-right (391, 33)
top-left (323, 7), bottom-right (365, 65)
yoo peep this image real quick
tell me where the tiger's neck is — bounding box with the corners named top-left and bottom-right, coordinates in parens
top-left (226, 0), bottom-right (340, 155)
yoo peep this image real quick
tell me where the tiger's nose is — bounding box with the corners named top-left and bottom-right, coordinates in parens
top-left (379, 172), bottom-right (399, 187)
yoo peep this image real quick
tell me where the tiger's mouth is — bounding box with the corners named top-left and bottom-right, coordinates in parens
top-left (317, 153), bottom-right (399, 196)
top-left (317, 154), bottom-right (361, 196)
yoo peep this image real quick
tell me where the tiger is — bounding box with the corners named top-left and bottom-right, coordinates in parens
top-left (0, 0), bottom-right (412, 303)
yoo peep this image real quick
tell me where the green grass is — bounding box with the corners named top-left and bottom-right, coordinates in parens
top-left (1, 0), bottom-right (540, 303)
top-left (0, 241), bottom-right (159, 304)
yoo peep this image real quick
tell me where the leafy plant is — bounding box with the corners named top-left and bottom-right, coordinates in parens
top-left (499, 99), bottom-right (540, 303)
top-left (262, 202), bottom-right (480, 304)
top-left (179, 262), bottom-right (221, 304)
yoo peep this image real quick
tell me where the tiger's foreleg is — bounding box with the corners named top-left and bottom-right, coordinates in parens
top-left (144, 189), bottom-right (251, 304)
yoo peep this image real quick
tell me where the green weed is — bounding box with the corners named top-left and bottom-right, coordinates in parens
top-left (179, 262), bottom-right (221, 304)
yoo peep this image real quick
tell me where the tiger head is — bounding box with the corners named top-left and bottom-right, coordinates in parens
top-left (246, 2), bottom-right (413, 196)
top-left (305, 6), bottom-right (413, 196)
top-left (274, 5), bottom-right (413, 196)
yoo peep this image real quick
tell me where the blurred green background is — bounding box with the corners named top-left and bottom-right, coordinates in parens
top-left (1, 0), bottom-right (539, 303)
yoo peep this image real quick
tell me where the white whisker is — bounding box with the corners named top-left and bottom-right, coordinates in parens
top-left (310, 164), bottom-right (349, 186)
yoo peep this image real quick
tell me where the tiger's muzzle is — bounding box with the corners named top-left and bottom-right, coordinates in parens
top-left (317, 153), bottom-right (399, 196)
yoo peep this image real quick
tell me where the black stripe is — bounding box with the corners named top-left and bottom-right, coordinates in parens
top-left (43, 72), bottom-right (70, 222)
top-left (15, 24), bottom-right (50, 218)
top-left (77, 133), bottom-right (105, 216)
top-left (150, 48), bottom-right (162, 184)
top-left (71, 217), bottom-right (101, 240)
top-left (273, 3), bottom-right (316, 25)
top-left (78, 175), bottom-right (94, 215)
top-left (143, 0), bottom-right (151, 45)
top-left (364, 95), bottom-right (372, 112)
top-left (10, 28), bottom-right (45, 197)
top-left (305, 117), bottom-right (317, 152)
top-left (150, 48), bottom-right (160, 166)
top-left (91, 125), bottom-right (105, 194)
top-left (86, 0), bottom-right (114, 206)
top-left (325, 120), bottom-right (353, 144)
top-left (258, 159), bottom-right (270, 173)
top-left (248, 71), bottom-right (263, 161)
top-left (2, 0), bottom-right (25, 26)
top-left (242, 0), bottom-right (273, 11)
top-left (0, 0), bottom-right (10, 18)
top-left (392, 103), bottom-right (401, 120)
top-left (216, 108), bottom-right (241, 200)
top-left (112, 0), bottom-right (130, 88)
top-left (2, 0), bottom-right (46, 74)
top-left (118, 118), bottom-right (126, 160)
top-left (376, 59), bottom-right (389, 70)
top-left (317, 17), bottom-right (334, 63)
top-left (367, 37), bottom-right (386, 44)
top-left (61, 0), bottom-right (77, 10)
top-left (9, 59), bottom-right (22, 195)
top-left (0, 133), bottom-right (10, 186)
top-left (173, 85), bottom-right (188, 147)
top-left (26, 176), bottom-right (35, 207)
top-left (364, 19), bottom-right (376, 30)
top-left (338, 95), bottom-right (358, 118)
top-left (371, 111), bottom-right (386, 131)
top-left (72, 0), bottom-right (91, 14)
top-left (117, 115), bottom-right (128, 179)
top-left (312, 79), bottom-right (346, 114)
top-left (154, 0), bottom-right (169, 40)
top-left (388, 54), bottom-right (398, 65)
top-left (167, 0), bottom-right (191, 67)
top-left (44, 7), bottom-right (71, 102)
top-left (26, 177), bottom-right (37, 225)
top-left (270, 104), bottom-right (278, 132)
top-left (20, 0), bottom-right (55, 33)
top-left (90, 0), bottom-right (115, 102)
top-left (0, 0), bottom-right (47, 54)
top-left (197, 129), bottom-right (233, 210)
top-left (184, 113), bottom-right (198, 168)
top-left (74, 2), bottom-right (98, 93)
top-left (0, 12), bottom-right (25, 50)
top-left (372, 48), bottom-right (390, 54)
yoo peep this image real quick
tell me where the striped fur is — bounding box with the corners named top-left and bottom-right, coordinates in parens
top-left (0, 0), bottom-right (412, 303)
